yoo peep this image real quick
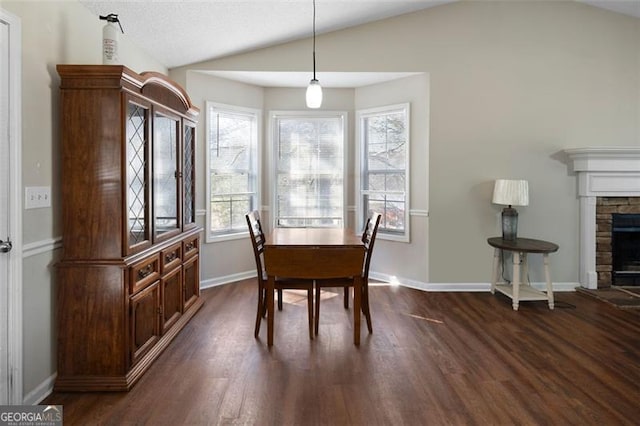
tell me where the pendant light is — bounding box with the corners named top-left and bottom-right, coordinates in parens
top-left (305, 0), bottom-right (322, 108)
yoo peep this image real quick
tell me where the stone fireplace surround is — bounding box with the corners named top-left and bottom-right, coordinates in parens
top-left (565, 147), bottom-right (640, 289)
top-left (595, 197), bottom-right (640, 287)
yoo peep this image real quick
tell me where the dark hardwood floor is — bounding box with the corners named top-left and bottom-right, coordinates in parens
top-left (45, 280), bottom-right (640, 425)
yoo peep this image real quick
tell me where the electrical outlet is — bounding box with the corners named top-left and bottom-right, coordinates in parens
top-left (25, 186), bottom-right (52, 209)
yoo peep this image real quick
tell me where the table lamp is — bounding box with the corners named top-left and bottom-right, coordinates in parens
top-left (492, 179), bottom-right (529, 241)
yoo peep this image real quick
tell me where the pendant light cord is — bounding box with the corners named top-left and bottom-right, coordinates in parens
top-left (312, 0), bottom-right (317, 81)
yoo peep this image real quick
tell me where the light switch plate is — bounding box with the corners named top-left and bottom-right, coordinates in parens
top-left (25, 186), bottom-right (51, 209)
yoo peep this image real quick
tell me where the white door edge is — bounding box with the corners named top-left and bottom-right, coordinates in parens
top-left (1, 7), bottom-right (23, 405)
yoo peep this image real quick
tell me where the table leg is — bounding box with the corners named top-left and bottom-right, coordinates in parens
top-left (512, 252), bottom-right (521, 311)
top-left (491, 248), bottom-right (500, 294)
top-left (353, 275), bottom-right (362, 345)
top-left (267, 275), bottom-right (275, 346)
top-left (544, 254), bottom-right (555, 310)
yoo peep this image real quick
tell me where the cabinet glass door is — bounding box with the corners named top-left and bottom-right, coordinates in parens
top-left (126, 98), bottom-right (151, 253)
top-left (153, 110), bottom-right (180, 240)
top-left (183, 121), bottom-right (196, 228)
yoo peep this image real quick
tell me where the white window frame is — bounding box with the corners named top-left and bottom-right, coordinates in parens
top-left (268, 110), bottom-right (348, 229)
top-left (356, 103), bottom-right (410, 242)
top-left (205, 102), bottom-right (261, 242)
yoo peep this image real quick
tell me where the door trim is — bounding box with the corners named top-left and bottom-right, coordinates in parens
top-left (1, 7), bottom-right (23, 404)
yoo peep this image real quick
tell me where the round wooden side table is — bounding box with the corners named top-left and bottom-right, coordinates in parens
top-left (487, 237), bottom-right (559, 311)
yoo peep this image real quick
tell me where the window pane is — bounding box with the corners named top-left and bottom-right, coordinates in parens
top-left (366, 112), bottom-right (406, 172)
top-left (211, 114), bottom-right (251, 170)
top-left (360, 104), bottom-right (409, 237)
top-left (210, 196), bottom-right (251, 231)
top-left (275, 115), bottom-right (344, 227)
top-left (207, 104), bottom-right (258, 237)
top-left (365, 172), bottom-right (405, 192)
top-left (211, 172), bottom-right (251, 195)
top-left (365, 194), bottom-right (405, 233)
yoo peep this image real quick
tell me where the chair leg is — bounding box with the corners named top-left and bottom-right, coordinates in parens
top-left (261, 288), bottom-right (267, 318)
top-left (362, 284), bottom-right (372, 333)
top-left (255, 287), bottom-right (265, 338)
top-left (314, 287), bottom-right (321, 335)
top-left (307, 288), bottom-right (314, 339)
top-left (277, 289), bottom-right (283, 311)
top-left (344, 287), bottom-right (349, 309)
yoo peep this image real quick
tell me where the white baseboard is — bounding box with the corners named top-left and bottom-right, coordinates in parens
top-left (201, 270), bottom-right (579, 293)
top-left (369, 271), bottom-right (579, 292)
top-left (200, 270), bottom-right (256, 290)
top-left (24, 373), bottom-right (55, 405)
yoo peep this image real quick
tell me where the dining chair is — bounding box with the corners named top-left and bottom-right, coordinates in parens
top-left (245, 211), bottom-right (315, 339)
top-left (314, 212), bottom-right (381, 336)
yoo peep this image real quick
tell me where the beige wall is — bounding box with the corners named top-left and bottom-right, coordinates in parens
top-left (175, 1), bottom-right (640, 284)
top-left (2, 0), bottom-right (166, 401)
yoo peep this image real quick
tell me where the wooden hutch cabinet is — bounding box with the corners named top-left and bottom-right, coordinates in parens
top-left (55, 65), bottom-right (203, 391)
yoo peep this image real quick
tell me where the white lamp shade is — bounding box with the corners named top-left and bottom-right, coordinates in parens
top-left (492, 179), bottom-right (529, 206)
top-left (306, 79), bottom-right (323, 109)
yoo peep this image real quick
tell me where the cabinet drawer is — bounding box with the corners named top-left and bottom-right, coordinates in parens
top-left (161, 242), bottom-right (182, 273)
top-left (183, 235), bottom-right (199, 260)
top-left (130, 254), bottom-right (160, 294)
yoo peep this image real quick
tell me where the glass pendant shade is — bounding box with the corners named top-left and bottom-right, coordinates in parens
top-left (306, 79), bottom-right (322, 109)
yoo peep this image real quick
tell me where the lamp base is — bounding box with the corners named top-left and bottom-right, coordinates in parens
top-left (501, 207), bottom-right (518, 241)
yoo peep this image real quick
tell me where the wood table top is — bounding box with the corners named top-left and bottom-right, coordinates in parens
top-left (487, 237), bottom-right (559, 254)
top-left (265, 228), bottom-right (363, 247)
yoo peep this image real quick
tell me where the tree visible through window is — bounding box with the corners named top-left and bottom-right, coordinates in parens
top-left (358, 104), bottom-right (410, 241)
top-left (207, 103), bottom-right (259, 240)
top-left (272, 113), bottom-right (346, 228)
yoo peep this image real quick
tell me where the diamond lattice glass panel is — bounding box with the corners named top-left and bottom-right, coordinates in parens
top-left (127, 102), bottom-right (148, 247)
top-left (154, 114), bottom-right (179, 237)
top-left (184, 125), bottom-right (195, 225)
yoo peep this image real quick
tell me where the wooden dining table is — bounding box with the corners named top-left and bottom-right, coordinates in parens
top-left (263, 228), bottom-right (366, 346)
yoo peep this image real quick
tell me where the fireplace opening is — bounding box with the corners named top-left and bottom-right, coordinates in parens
top-left (612, 213), bottom-right (640, 286)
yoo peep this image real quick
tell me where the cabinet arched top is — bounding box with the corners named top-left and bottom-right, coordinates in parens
top-left (57, 64), bottom-right (199, 120)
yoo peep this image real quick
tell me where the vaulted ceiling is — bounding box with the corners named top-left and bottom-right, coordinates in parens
top-left (80, 0), bottom-right (640, 70)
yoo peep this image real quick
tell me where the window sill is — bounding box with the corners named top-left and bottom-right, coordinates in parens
top-left (377, 232), bottom-right (410, 243)
top-left (206, 231), bottom-right (248, 244)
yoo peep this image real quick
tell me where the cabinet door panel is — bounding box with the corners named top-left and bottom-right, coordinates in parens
top-left (183, 121), bottom-right (196, 229)
top-left (130, 281), bottom-right (160, 365)
top-left (125, 96), bottom-right (152, 255)
top-left (153, 109), bottom-right (181, 241)
top-left (162, 266), bottom-right (183, 333)
top-left (183, 254), bottom-right (199, 311)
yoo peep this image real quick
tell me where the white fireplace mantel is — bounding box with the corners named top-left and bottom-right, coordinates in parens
top-left (565, 147), bottom-right (640, 288)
